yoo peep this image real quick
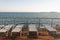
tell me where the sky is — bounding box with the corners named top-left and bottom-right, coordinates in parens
top-left (0, 0), bottom-right (60, 12)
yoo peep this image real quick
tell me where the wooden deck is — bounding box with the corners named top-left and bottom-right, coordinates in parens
top-left (0, 24), bottom-right (60, 40)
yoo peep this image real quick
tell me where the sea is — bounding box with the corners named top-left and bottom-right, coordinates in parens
top-left (0, 12), bottom-right (60, 25)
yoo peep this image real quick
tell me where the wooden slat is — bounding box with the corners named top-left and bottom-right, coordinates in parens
top-left (12, 25), bottom-right (24, 32)
top-left (28, 24), bottom-right (37, 31)
top-left (0, 25), bottom-right (15, 33)
top-left (44, 25), bottom-right (57, 32)
top-left (0, 25), bottom-right (5, 29)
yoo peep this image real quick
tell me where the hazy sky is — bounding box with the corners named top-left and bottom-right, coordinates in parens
top-left (0, 0), bottom-right (60, 12)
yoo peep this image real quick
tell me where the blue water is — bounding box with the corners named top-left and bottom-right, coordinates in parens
top-left (0, 12), bottom-right (60, 18)
top-left (0, 12), bottom-right (60, 25)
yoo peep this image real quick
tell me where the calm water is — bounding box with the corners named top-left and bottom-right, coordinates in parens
top-left (0, 12), bottom-right (60, 18)
top-left (0, 12), bottom-right (60, 25)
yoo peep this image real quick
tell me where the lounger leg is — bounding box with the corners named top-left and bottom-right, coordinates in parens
top-left (6, 31), bottom-right (8, 36)
top-left (11, 32), bottom-right (12, 36)
top-left (20, 31), bottom-right (22, 36)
